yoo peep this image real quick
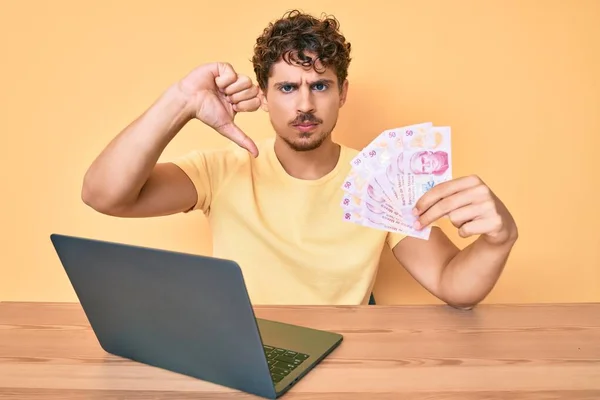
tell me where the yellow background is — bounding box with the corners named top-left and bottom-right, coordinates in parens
top-left (1, 0), bottom-right (598, 304)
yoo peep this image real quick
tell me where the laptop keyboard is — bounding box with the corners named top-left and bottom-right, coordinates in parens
top-left (263, 345), bottom-right (309, 383)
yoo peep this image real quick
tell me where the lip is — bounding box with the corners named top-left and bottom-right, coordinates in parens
top-left (293, 123), bottom-right (318, 133)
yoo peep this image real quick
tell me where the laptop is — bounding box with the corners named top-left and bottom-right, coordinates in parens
top-left (50, 233), bottom-right (343, 399)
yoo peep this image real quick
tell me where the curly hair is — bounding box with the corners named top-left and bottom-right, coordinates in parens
top-left (252, 10), bottom-right (352, 92)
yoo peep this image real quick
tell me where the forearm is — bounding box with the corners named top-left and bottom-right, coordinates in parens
top-left (439, 235), bottom-right (518, 308)
top-left (82, 83), bottom-right (192, 211)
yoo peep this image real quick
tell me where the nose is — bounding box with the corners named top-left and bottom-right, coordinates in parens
top-left (296, 86), bottom-right (315, 114)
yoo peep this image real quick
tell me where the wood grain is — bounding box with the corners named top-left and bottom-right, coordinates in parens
top-left (1, 302), bottom-right (599, 399)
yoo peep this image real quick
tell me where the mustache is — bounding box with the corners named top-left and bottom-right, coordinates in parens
top-left (290, 112), bottom-right (322, 125)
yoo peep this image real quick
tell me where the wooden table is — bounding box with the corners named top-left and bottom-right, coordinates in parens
top-left (1, 302), bottom-right (599, 399)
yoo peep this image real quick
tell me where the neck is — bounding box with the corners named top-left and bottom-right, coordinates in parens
top-left (273, 136), bottom-right (341, 180)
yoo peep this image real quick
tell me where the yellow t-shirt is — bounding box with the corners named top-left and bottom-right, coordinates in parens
top-left (171, 137), bottom-right (406, 305)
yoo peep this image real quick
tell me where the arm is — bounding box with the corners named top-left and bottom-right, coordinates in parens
top-left (392, 175), bottom-right (518, 309)
top-left (81, 84), bottom-right (197, 217)
top-left (392, 227), bottom-right (517, 309)
top-left (81, 62), bottom-right (260, 217)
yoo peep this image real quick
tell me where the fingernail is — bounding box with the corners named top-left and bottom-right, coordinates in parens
top-left (413, 221), bottom-right (421, 230)
top-left (412, 208), bottom-right (418, 216)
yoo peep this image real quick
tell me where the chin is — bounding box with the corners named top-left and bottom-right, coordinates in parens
top-left (283, 132), bottom-right (330, 152)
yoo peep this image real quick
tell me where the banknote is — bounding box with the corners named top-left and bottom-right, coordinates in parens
top-left (344, 123), bottom-right (434, 206)
top-left (340, 191), bottom-right (430, 239)
top-left (349, 122), bottom-right (433, 173)
top-left (341, 123), bottom-right (452, 240)
top-left (393, 125), bottom-right (452, 207)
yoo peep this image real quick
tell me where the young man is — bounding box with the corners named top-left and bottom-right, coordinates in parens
top-left (81, 10), bottom-right (518, 308)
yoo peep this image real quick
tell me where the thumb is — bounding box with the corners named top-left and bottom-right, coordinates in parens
top-left (214, 121), bottom-right (259, 157)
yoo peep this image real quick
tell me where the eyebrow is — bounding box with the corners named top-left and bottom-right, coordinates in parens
top-left (273, 79), bottom-right (335, 89)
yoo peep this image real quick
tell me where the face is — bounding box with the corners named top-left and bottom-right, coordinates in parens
top-left (259, 55), bottom-right (348, 152)
top-left (409, 151), bottom-right (449, 175)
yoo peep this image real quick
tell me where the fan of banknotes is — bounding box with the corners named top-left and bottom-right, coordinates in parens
top-left (340, 122), bottom-right (452, 240)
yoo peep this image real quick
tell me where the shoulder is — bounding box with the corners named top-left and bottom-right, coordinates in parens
top-left (337, 142), bottom-right (360, 173)
top-left (173, 138), bottom-right (273, 173)
top-left (340, 143), bottom-right (360, 160)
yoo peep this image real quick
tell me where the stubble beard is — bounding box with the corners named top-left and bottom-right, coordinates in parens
top-left (281, 121), bottom-right (337, 152)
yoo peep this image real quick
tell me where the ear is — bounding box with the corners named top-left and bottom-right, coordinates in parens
top-left (258, 87), bottom-right (269, 112)
top-left (339, 79), bottom-right (349, 108)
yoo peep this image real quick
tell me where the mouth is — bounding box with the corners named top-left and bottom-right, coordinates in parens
top-left (293, 122), bottom-right (319, 133)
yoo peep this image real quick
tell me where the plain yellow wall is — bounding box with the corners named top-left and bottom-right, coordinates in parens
top-left (1, 0), bottom-right (599, 304)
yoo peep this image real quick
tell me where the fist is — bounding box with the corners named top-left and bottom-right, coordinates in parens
top-left (413, 175), bottom-right (518, 246)
top-left (178, 62), bottom-right (261, 157)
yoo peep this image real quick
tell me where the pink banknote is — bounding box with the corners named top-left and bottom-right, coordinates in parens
top-left (341, 123), bottom-right (452, 240)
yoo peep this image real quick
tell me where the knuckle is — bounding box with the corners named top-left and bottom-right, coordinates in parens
top-left (414, 200), bottom-right (424, 212)
top-left (219, 62), bottom-right (236, 78)
top-left (440, 198), bottom-right (454, 214)
top-left (492, 215), bottom-right (503, 229)
top-left (235, 103), bottom-right (249, 112)
top-left (476, 183), bottom-right (491, 197)
top-left (245, 87), bottom-right (259, 99)
top-left (238, 74), bottom-right (251, 85)
top-left (237, 98), bottom-right (260, 112)
top-left (229, 93), bottom-right (243, 103)
top-left (448, 211), bottom-right (460, 226)
top-left (484, 199), bottom-right (496, 212)
top-left (468, 174), bottom-right (482, 185)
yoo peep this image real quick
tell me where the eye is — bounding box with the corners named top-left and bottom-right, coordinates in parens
top-left (280, 84), bottom-right (294, 93)
top-left (313, 82), bottom-right (328, 91)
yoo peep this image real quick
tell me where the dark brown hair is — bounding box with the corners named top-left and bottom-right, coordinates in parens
top-left (252, 10), bottom-right (352, 92)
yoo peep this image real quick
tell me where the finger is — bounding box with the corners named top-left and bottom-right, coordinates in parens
top-left (416, 184), bottom-right (484, 229)
top-left (447, 202), bottom-right (491, 228)
top-left (227, 85), bottom-right (259, 104)
top-left (213, 122), bottom-right (259, 157)
top-left (223, 75), bottom-right (254, 96)
top-left (458, 217), bottom-right (500, 238)
top-left (414, 175), bottom-right (483, 216)
top-left (213, 62), bottom-right (238, 92)
top-left (232, 97), bottom-right (261, 113)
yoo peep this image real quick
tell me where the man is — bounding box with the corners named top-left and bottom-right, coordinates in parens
top-left (81, 10), bottom-right (518, 308)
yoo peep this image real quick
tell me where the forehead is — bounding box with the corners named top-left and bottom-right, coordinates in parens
top-left (268, 57), bottom-right (338, 85)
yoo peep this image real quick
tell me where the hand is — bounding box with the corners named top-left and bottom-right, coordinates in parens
top-left (412, 175), bottom-right (518, 246)
top-left (178, 62), bottom-right (261, 157)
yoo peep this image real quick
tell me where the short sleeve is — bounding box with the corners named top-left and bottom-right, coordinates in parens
top-left (169, 145), bottom-right (249, 214)
top-left (386, 232), bottom-right (407, 249)
top-left (170, 150), bottom-right (214, 213)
